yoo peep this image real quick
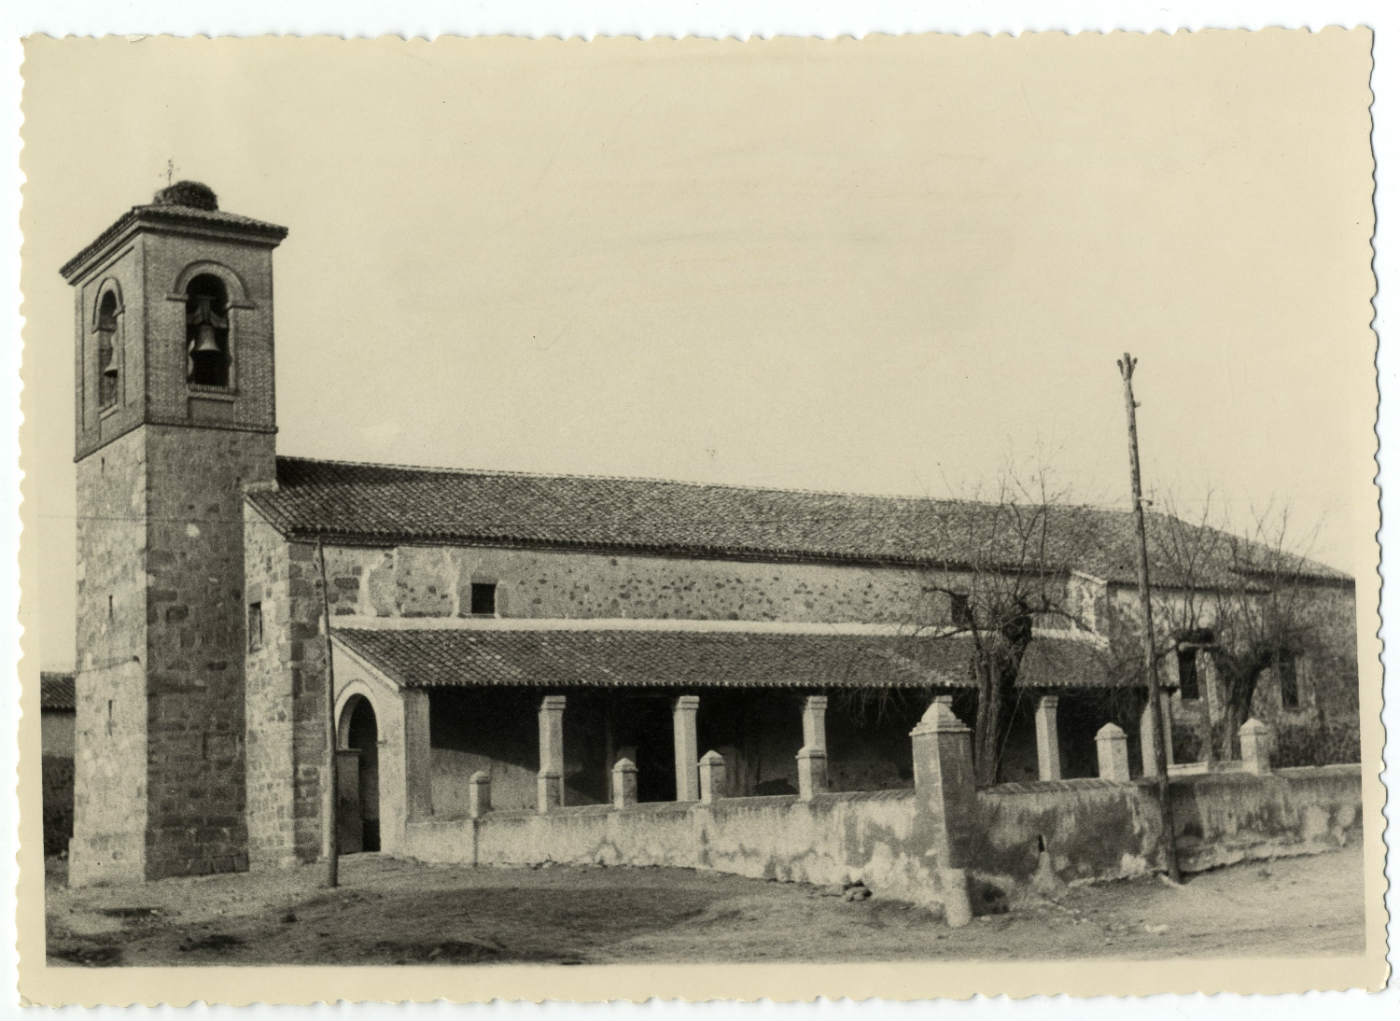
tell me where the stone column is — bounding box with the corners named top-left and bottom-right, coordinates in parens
top-left (910, 696), bottom-right (976, 927)
top-left (1239, 718), bottom-right (1273, 774)
top-left (1095, 722), bottom-right (1131, 782)
top-left (801, 695), bottom-right (829, 753)
top-left (698, 750), bottom-right (726, 804)
top-left (467, 770), bottom-right (491, 819)
top-left (798, 694), bottom-right (830, 798)
top-left (403, 689), bottom-right (433, 821)
top-left (537, 694), bottom-right (566, 813)
top-left (672, 695), bottom-right (700, 802)
top-left (1034, 695), bottom-right (1062, 781)
top-left (611, 757), bottom-right (638, 809)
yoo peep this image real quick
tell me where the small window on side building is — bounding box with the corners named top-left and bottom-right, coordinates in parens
top-left (1279, 655), bottom-right (1300, 709)
top-left (950, 593), bottom-right (973, 629)
top-left (470, 582), bottom-right (497, 616)
top-left (248, 602), bottom-right (263, 652)
top-left (1177, 648), bottom-right (1199, 701)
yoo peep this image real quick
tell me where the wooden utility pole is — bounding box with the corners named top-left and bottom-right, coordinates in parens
top-left (316, 537), bottom-right (340, 888)
top-left (1116, 353), bottom-right (1181, 884)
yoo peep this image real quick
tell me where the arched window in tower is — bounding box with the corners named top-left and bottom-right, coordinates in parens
top-left (96, 290), bottom-right (119, 409)
top-left (185, 274), bottom-right (231, 388)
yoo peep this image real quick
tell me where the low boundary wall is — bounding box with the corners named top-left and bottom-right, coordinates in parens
top-left (401, 703), bottom-right (1361, 918)
top-left (967, 764), bottom-right (1361, 893)
top-left (405, 789), bottom-right (952, 905)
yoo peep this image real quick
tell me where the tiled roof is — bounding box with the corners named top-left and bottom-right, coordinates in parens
top-left (332, 626), bottom-right (1123, 691)
top-left (40, 672), bottom-right (75, 711)
top-left (60, 202), bottom-right (288, 280)
top-left (249, 456), bottom-right (1349, 586)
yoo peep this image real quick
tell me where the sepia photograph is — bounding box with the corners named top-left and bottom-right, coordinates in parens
top-left (14, 28), bottom-right (1386, 1005)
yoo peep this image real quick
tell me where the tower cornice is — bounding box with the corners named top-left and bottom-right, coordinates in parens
top-left (61, 204), bottom-right (288, 283)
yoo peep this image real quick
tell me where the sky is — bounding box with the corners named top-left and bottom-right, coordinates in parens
top-left (19, 31), bottom-right (1377, 670)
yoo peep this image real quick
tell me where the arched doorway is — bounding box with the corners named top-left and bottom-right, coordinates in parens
top-left (338, 694), bottom-right (381, 853)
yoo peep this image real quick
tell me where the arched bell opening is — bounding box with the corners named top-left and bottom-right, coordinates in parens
top-left (95, 289), bottom-right (120, 409)
top-left (184, 273), bottom-right (230, 388)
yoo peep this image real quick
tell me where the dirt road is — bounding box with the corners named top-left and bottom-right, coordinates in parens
top-left (45, 844), bottom-right (1365, 966)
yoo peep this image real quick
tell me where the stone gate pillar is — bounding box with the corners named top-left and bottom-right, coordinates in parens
top-left (611, 758), bottom-right (638, 809)
top-left (910, 696), bottom-right (976, 927)
top-left (698, 750), bottom-right (726, 804)
top-left (467, 771), bottom-right (491, 819)
top-left (1095, 722), bottom-right (1131, 782)
top-left (1240, 718), bottom-right (1273, 774)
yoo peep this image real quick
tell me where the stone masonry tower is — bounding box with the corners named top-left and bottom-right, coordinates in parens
top-left (60, 181), bottom-right (288, 884)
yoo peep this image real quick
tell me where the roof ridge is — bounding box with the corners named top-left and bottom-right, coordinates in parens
top-left (275, 454), bottom-right (1137, 515)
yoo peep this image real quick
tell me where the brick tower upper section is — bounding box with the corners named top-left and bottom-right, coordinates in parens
top-left (62, 180), bottom-right (288, 460)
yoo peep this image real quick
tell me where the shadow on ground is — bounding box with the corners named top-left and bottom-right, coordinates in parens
top-left (45, 844), bottom-right (1365, 967)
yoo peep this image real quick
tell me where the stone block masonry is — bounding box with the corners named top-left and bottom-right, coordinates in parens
top-left (141, 426), bottom-right (275, 879)
top-left (70, 427), bottom-right (150, 884)
top-left (243, 505), bottom-right (331, 869)
top-left (70, 426), bottom-right (275, 885)
top-left (319, 541), bottom-right (989, 629)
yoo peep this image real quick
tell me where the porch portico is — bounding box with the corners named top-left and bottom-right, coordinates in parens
top-left (327, 619), bottom-right (1135, 853)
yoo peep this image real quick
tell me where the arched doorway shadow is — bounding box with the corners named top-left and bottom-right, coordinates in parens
top-left (337, 694), bottom-right (381, 853)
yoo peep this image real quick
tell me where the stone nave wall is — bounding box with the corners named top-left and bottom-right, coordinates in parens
top-left (316, 542), bottom-right (979, 627)
top-left (243, 507), bottom-right (332, 868)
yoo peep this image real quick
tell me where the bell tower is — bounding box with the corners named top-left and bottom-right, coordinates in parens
top-left (60, 181), bottom-right (288, 883)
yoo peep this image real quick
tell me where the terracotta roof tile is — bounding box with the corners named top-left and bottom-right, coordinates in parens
top-left (332, 627), bottom-right (1122, 691)
top-left (40, 672), bottom-right (75, 711)
top-left (60, 202), bottom-right (288, 280)
top-left (249, 456), bottom-right (1348, 586)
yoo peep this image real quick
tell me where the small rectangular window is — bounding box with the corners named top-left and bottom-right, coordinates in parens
top-left (1279, 655), bottom-right (1300, 709)
top-left (950, 593), bottom-right (972, 628)
top-left (470, 582), bottom-right (497, 616)
top-left (248, 602), bottom-right (263, 652)
top-left (1177, 649), bottom-right (1199, 701)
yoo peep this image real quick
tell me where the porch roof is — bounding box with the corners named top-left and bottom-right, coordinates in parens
top-left (331, 624), bottom-right (1126, 692)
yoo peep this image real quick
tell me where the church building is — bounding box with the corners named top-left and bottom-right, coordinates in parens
top-left (59, 183), bottom-right (1358, 884)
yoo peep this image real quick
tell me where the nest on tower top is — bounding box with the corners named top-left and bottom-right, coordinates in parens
top-left (153, 180), bottom-right (218, 211)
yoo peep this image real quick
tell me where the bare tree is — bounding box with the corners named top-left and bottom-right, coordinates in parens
top-left (858, 468), bottom-right (1102, 786)
top-left (1142, 496), bottom-right (1325, 760)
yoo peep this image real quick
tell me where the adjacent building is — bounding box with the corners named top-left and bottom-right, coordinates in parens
top-left (40, 671), bottom-right (76, 857)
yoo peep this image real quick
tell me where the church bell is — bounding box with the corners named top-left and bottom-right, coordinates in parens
top-left (191, 321), bottom-right (222, 356)
top-left (100, 344), bottom-right (119, 381)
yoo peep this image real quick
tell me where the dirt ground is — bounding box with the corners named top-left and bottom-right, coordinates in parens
top-left (44, 844), bottom-right (1365, 967)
